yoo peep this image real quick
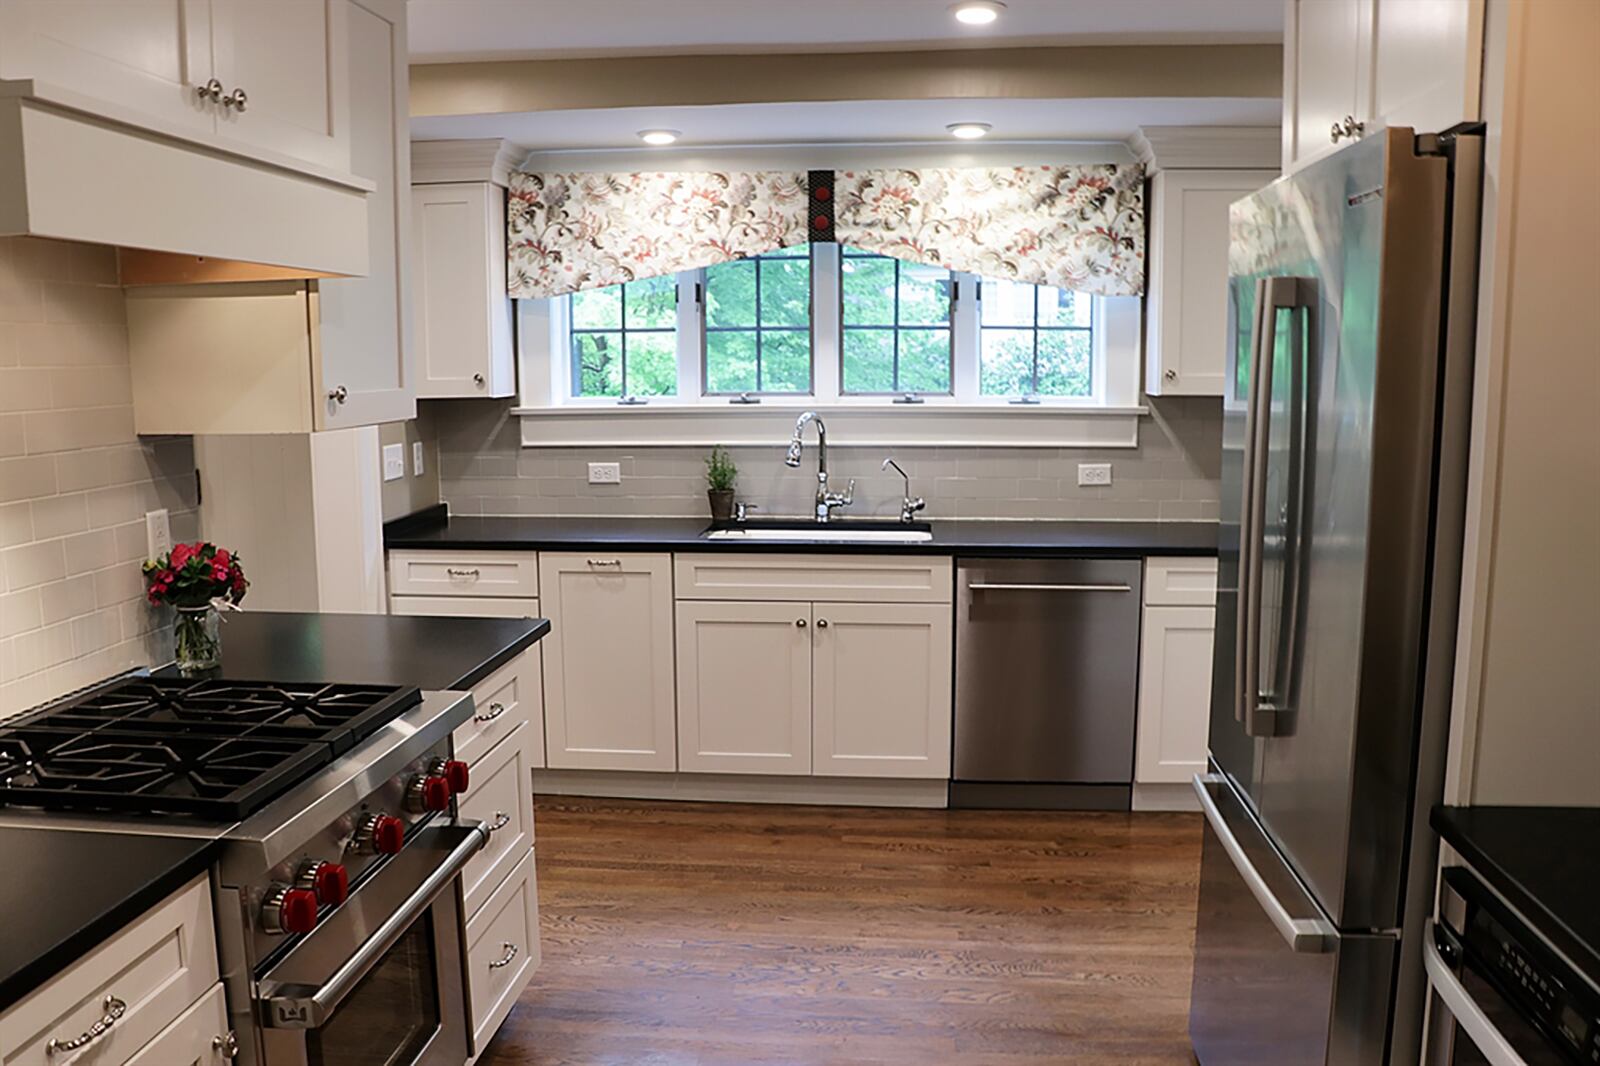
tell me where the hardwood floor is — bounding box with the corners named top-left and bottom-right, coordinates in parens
top-left (477, 797), bottom-right (1203, 1066)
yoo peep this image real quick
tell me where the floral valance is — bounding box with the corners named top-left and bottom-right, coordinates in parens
top-left (507, 163), bottom-right (1146, 300)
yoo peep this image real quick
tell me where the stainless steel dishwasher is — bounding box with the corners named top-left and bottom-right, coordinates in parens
top-left (952, 557), bottom-right (1143, 809)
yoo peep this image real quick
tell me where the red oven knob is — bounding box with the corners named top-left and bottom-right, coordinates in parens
top-left (263, 884), bottom-right (319, 935)
top-left (298, 860), bottom-right (349, 906)
top-left (354, 812), bottom-right (406, 855)
top-left (405, 774), bottom-right (453, 813)
top-left (441, 759), bottom-right (470, 794)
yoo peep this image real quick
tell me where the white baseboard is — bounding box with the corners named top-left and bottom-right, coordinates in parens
top-left (531, 769), bottom-right (950, 809)
top-left (1132, 782), bottom-right (1202, 812)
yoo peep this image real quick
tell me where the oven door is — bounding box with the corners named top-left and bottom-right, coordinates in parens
top-left (1424, 923), bottom-right (1572, 1066)
top-left (255, 821), bottom-right (488, 1066)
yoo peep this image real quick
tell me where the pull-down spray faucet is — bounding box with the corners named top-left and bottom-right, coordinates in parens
top-left (786, 411), bottom-right (853, 522)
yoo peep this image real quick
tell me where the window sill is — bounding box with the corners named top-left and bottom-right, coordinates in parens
top-left (513, 402), bottom-right (1147, 449)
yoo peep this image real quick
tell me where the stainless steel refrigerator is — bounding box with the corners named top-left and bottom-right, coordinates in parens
top-left (1188, 126), bottom-right (1483, 1066)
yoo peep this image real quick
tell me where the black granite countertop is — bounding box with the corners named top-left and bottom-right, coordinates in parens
top-left (156, 610), bottom-right (550, 690)
top-left (0, 827), bottom-right (219, 1009)
top-left (384, 505), bottom-right (1218, 558)
top-left (1432, 805), bottom-right (1600, 983)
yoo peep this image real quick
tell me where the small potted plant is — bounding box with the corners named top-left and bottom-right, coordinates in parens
top-left (705, 445), bottom-right (738, 523)
top-left (143, 542), bottom-right (249, 674)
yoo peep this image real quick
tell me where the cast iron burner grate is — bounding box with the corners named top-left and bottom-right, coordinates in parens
top-left (0, 677), bottom-right (422, 818)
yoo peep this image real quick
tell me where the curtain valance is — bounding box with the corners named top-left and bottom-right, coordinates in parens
top-left (507, 163), bottom-right (1146, 300)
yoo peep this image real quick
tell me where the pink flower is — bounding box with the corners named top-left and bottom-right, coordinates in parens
top-left (211, 566), bottom-right (229, 582)
top-left (212, 549), bottom-right (231, 568)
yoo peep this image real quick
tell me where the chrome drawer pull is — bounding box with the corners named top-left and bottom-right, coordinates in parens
top-left (474, 701), bottom-right (506, 723)
top-left (46, 995), bottom-right (126, 1055)
top-left (586, 558), bottom-right (622, 568)
top-left (213, 1031), bottom-right (240, 1060)
top-left (967, 582), bottom-right (1131, 592)
top-left (445, 567), bottom-right (480, 579)
top-left (487, 810), bottom-right (511, 832)
top-left (488, 942), bottom-right (519, 969)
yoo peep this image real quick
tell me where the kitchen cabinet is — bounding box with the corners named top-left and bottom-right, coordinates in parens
top-left (539, 552), bottom-right (676, 772)
top-left (124, 0), bottom-right (413, 434)
top-left (1282, 0), bottom-right (1483, 174)
top-left (457, 721), bottom-right (536, 920)
top-left (412, 182), bottom-right (515, 398)
top-left (812, 602), bottom-right (953, 779)
top-left (1145, 169), bottom-right (1276, 397)
top-left (464, 850), bottom-right (540, 1057)
top-left (121, 983), bottom-right (230, 1066)
top-left (1134, 557), bottom-right (1217, 807)
top-left (676, 600), bottom-right (814, 775)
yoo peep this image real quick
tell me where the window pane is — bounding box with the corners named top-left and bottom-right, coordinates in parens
top-left (900, 329), bottom-right (952, 393)
top-left (762, 331), bottom-right (811, 392)
top-left (842, 329), bottom-right (895, 393)
top-left (627, 332), bottom-right (677, 396)
top-left (573, 332), bottom-right (623, 396)
top-left (761, 256), bottom-right (810, 328)
top-left (767, 243), bottom-right (808, 258)
top-left (979, 278), bottom-right (1037, 327)
top-left (1036, 329), bottom-right (1092, 396)
top-left (899, 263), bottom-right (952, 326)
top-left (706, 259), bottom-right (756, 328)
top-left (841, 256), bottom-right (895, 326)
top-left (624, 275), bottom-right (676, 329)
top-left (980, 329), bottom-right (1035, 396)
top-left (571, 286), bottom-right (621, 330)
top-left (706, 330), bottom-right (758, 394)
top-left (1038, 287), bottom-right (1091, 329)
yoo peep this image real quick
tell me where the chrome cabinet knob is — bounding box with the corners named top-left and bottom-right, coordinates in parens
top-left (472, 372), bottom-right (485, 387)
top-left (327, 385), bottom-right (348, 405)
top-left (1330, 122), bottom-right (1345, 144)
top-left (795, 618), bottom-right (807, 628)
top-left (816, 618), bottom-right (829, 629)
top-left (1164, 368), bottom-right (1178, 381)
top-left (197, 78), bottom-right (225, 103)
top-left (222, 87), bottom-right (248, 112)
top-left (213, 1031), bottom-right (240, 1060)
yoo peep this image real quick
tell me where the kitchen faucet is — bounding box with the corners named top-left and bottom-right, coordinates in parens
top-left (882, 458), bottom-right (926, 523)
top-left (785, 411), bottom-right (854, 522)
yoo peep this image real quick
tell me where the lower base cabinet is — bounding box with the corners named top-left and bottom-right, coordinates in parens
top-left (123, 984), bottom-right (230, 1066)
top-left (1135, 557), bottom-right (1219, 795)
top-left (465, 850), bottom-right (541, 1058)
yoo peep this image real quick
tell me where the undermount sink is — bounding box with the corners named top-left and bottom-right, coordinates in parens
top-left (703, 520), bottom-right (934, 544)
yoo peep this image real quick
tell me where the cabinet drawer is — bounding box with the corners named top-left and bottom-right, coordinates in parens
top-left (122, 983), bottom-right (228, 1066)
top-left (453, 648), bottom-right (544, 770)
top-left (1144, 556), bottom-right (1219, 606)
top-left (459, 723), bottom-right (534, 921)
top-left (0, 874), bottom-right (218, 1066)
top-left (675, 553), bottom-right (953, 604)
top-left (388, 550), bottom-right (538, 598)
top-left (465, 850), bottom-right (540, 1052)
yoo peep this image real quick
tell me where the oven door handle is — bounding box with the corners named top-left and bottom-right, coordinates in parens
top-left (1423, 933), bottom-right (1528, 1066)
top-left (260, 820), bottom-right (489, 1030)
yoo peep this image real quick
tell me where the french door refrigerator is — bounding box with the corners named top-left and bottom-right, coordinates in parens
top-left (1188, 126), bottom-right (1484, 1066)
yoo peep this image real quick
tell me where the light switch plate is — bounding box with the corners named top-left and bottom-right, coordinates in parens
top-left (144, 509), bottom-right (171, 562)
top-left (588, 462), bottom-right (622, 485)
top-left (382, 443), bottom-right (405, 482)
top-left (1077, 463), bottom-right (1112, 487)
top-left (412, 441), bottom-right (425, 476)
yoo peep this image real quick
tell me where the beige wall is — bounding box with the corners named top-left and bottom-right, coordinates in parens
top-left (379, 410), bottom-right (441, 522)
top-left (1449, 0), bottom-right (1600, 806)
top-left (0, 237), bottom-right (197, 718)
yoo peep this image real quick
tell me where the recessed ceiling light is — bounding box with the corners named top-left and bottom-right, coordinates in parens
top-left (951, 1), bottom-right (1005, 26)
top-left (638, 129), bottom-right (680, 146)
top-left (947, 123), bottom-right (992, 140)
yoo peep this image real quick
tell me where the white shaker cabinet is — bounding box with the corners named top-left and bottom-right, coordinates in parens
top-left (1145, 169), bottom-right (1276, 397)
top-left (812, 602), bottom-right (952, 779)
top-left (412, 182), bottom-right (516, 398)
top-left (676, 600), bottom-right (814, 775)
top-left (1134, 558), bottom-right (1217, 806)
top-left (539, 553), bottom-right (677, 772)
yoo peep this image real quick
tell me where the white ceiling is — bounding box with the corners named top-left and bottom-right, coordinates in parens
top-left (408, 0), bottom-right (1285, 63)
top-left (410, 97), bottom-right (1281, 152)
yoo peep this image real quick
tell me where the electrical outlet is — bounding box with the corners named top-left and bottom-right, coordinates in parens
top-left (1077, 463), bottom-right (1113, 487)
top-left (587, 462), bottom-right (622, 485)
top-left (145, 509), bottom-right (171, 562)
top-left (412, 441), bottom-right (425, 476)
top-left (382, 443), bottom-right (405, 482)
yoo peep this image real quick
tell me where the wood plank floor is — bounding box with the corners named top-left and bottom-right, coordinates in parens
top-left (477, 797), bottom-right (1203, 1066)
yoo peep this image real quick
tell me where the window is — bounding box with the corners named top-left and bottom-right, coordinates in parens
top-left (979, 279), bottom-right (1094, 398)
top-left (703, 245), bottom-right (811, 395)
top-left (839, 248), bottom-right (953, 395)
top-left (569, 275), bottom-right (677, 398)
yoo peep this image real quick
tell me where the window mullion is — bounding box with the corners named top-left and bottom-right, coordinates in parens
top-left (813, 242), bottom-right (841, 401)
top-left (953, 272), bottom-right (980, 401)
top-left (677, 270), bottom-right (702, 400)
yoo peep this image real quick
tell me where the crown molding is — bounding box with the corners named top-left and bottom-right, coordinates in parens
top-left (1127, 126), bottom-right (1280, 170)
top-left (410, 138), bottom-right (523, 185)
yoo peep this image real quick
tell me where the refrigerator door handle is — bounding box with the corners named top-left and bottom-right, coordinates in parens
top-left (1423, 933), bottom-right (1528, 1066)
top-left (1192, 774), bottom-right (1336, 954)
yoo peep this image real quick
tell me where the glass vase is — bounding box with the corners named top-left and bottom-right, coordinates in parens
top-left (174, 605), bottom-right (222, 674)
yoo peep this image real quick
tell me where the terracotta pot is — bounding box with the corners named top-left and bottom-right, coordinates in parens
top-left (707, 488), bottom-right (735, 522)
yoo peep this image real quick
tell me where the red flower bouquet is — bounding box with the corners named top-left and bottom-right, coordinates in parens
top-left (143, 542), bottom-right (248, 671)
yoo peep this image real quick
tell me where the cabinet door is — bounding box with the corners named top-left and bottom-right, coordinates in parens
top-left (1285, 0), bottom-right (1364, 172)
top-left (676, 601), bottom-right (812, 775)
top-left (210, 0), bottom-right (350, 172)
top-left (122, 983), bottom-right (230, 1066)
top-left (812, 602), bottom-right (952, 779)
top-left (540, 553), bottom-right (676, 772)
top-left (313, 0), bottom-right (413, 430)
top-left (1134, 605), bottom-right (1216, 784)
top-left (0, 0), bottom-right (216, 138)
top-left (412, 183), bottom-right (515, 399)
top-left (1369, 0), bottom-right (1482, 132)
top-left (1146, 170), bottom-right (1277, 397)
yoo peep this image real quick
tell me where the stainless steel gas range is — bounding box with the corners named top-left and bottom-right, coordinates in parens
top-left (0, 675), bottom-right (492, 1066)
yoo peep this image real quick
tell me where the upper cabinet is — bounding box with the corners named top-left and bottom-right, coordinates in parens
top-left (1282, 0), bottom-right (1484, 174)
top-left (412, 182), bottom-right (516, 399)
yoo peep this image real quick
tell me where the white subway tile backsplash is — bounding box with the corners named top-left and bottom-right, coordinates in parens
top-left (30, 492), bottom-right (87, 539)
top-left (4, 539), bottom-right (66, 590)
top-left (39, 573), bottom-right (96, 626)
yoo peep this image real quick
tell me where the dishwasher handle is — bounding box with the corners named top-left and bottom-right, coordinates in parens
top-left (966, 582), bottom-right (1132, 593)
